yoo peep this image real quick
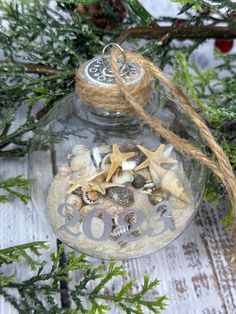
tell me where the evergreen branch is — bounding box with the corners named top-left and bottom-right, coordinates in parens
top-left (0, 242), bottom-right (48, 267)
top-left (0, 244), bottom-right (167, 313)
top-left (0, 175), bottom-right (30, 205)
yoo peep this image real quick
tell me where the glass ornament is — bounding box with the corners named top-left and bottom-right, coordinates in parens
top-left (29, 47), bottom-right (207, 259)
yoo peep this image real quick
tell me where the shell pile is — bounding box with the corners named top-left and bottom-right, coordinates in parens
top-left (54, 141), bottom-right (193, 248)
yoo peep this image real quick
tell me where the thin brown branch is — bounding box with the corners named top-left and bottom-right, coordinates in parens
top-left (0, 148), bottom-right (25, 157)
top-left (0, 61), bottom-right (62, 75)
top-left (0, 124), bottom-right (11, 137)
top-left (116, 25), bottom-right (236, 44)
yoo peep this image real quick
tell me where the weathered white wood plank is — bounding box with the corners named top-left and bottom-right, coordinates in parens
top-left (0, 107), bottom-right (58, 312)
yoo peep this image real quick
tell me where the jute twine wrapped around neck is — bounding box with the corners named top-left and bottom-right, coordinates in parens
top-left (76, 48), bottom-right (236, 262)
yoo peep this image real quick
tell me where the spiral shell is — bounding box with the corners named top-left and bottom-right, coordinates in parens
top-left (110, 225), bottom-right (129, 240)
top-left (161, 169), bottom-right (191, 204)
top-left (125, 212), bottom-right (141, 237)
top-left (118, 240), bottom-right (128, 247)
top-left (125, 212), bottom-right (136, 226)
top-left (142, 180), bottom-right (155, 194)
top-left (82, 190), bottom-right (100, 204)
top-left (149, 187), bottom-right (168, 205)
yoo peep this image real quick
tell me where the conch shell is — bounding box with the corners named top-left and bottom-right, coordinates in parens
top-left (161, 169), bottom-right (191, 204)
top-left (149, 162), bottom-right (168, 186)
top-left (150, 161), bottom-right (191, 204)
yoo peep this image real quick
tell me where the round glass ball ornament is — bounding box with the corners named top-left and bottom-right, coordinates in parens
top-left (29, 49), bottom-right (207, 260)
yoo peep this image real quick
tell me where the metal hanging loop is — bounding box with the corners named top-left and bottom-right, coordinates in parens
top-left (102, 43), bottom-right (129, 74)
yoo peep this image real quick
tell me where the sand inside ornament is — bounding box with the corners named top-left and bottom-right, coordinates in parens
top-left (47, 142), bottom-right (195, 259)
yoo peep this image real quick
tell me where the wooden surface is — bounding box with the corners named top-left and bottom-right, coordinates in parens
top-left (1, 2), bottom-right (236, 313)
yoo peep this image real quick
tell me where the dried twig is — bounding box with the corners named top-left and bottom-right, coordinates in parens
top-left (116, 25), bottom-right (236, 44)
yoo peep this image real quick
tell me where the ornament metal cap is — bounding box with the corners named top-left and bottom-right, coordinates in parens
top-left (80, 43), bottom-right (144, 87)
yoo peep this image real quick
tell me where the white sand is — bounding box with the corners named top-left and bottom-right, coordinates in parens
top-left (47, 172), bottom-right (195, 259)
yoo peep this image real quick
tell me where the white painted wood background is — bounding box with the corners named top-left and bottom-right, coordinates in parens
top-left (1, 1), bottom-right (236, 313)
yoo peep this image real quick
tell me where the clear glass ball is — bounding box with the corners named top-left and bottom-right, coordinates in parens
top-left (29, 91), bottom-right (207, 259)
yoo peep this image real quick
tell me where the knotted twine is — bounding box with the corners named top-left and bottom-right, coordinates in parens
top-left (76, 49), bottom-right (236, 262)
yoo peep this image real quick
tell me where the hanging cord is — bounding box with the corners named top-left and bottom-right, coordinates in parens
top-left (76, 48), bottom-right (236, 262)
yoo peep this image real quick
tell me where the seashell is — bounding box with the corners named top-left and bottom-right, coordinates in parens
top-left (65, 194), bottom-right (83, 210)
top-left (58, 164), bottom-right (72, 174)
top-left (89, 217), bottom-right (105, 239)
top-left (111, 169), bottom-right (133, 186)
top-left (132, 229), bottom-right (141, 237)
top-left (149, 187), bottom-right (168, 205)
top-left (149, 162), bottom-right (168, 186)
top-left (132, 174), bottom-right (146, 188)
top-left (161, 170), bottom-right (191, 204)
top-left (121, 160), bottom-right (137, 171)
top-left (142, 180), bottom-right (155, 195)
top-left (122, 154), bottom-right (145, 171)
top-left (79, 206), bottom-right (91, 218)
top-left (72, 145), bottom-right (90, 156)
top-left (163, 144), bottom-right (174, 157)
top-left (124, 212), bottom-right (142, 237)
top-left (110, 225), bottom-right (129, 239)
top-left (70, 154), bottom-right (90, 172)
top-left (107, 187), bottom-right (134, 207)
top-left (118, 240), bottom-right (128, 247)
top-left (92, 145), bottom-right (111, 168)
top-left (82, 190), bottom-right (100, 204)
top-left (125, 212), bottom-right (136, 226)
top-left (120, 141), bottom-right (139, 153)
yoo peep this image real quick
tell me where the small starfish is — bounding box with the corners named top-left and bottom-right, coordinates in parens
top-left (66, 171), bottom-right (104, 194)
top-left (106, 144), bottom-right (135, 182)
top-left (135, 144), bottom-right (177, 172)
top-left (89, 181), bottom-right (124, 195)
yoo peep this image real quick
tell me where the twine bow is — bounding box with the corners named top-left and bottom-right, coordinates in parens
top-left (76, 48), bottom-right (236, 262)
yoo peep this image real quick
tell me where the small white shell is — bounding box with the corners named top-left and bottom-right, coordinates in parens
top-left (70, 154), bottom-right (90, 172)
top-left (72, 145), bottom-right (90, 156)
top-left (58, 164), bottom-right (72, 174)
top-left (82, 190), bottom-right (100, 204)
top-left (110, 225), bottom-right (129, 239)
top-left (142, 180), bottom-right (155, 194)
top-left (121, 160), bottom-right (137, 171)
top-left (65, 194), bottom-right (83, 210)
top-left (92, 145), bottom-right (112, 167)
top-left (112, 170), bottom-right (133, 185)
top-left (161, 169), bottom-right (191, 204)
top-left (163, 144), bottom-right (174, 157)
top-left (90, 217), bottom-right (105, 239)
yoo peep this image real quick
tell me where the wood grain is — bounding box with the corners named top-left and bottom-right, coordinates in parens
top-left (0, 110), bottom-right (57, 313)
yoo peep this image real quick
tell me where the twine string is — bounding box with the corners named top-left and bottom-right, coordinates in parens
top-left (76, 49), bottom-right (236, 262)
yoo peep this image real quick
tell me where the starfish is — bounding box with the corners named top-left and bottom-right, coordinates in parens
top-left (89, 181), bottom-right (124, 195)
top-left (106, 144), bottom-right (135, 182)
top-left (135, 144), bottom-right (177, 172)
top-left (66, 170), bottom-right (105, 195)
